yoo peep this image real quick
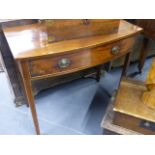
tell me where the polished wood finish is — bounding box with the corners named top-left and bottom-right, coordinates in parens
top-left (3, 20), bottom-right (142, 134)
top-left (42, 19), bottom-right (120, 42)
top-left (3, 20), bottom-right (142, 60)
top-left (101, 100), bottom-right (142, 135)
top-left (0, 19), bottom-right (38, 106)
top-left (113, 78), bottom-right (155, 123)
top-left (102, 97), bottom-right (155, 135)
top-left (113, 112), bottom-right (155, 135)
top-left (29, 36), bottom-right (136, 79)
top-left (19, 61), bottom-right (40, 134)
top-left (112, 78), bottom-right (155, 134)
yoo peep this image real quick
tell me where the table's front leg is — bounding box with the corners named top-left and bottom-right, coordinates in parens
top-left (20, 60), bottom-right (40, 135)
top-left (138, 37), bottom-right (149, 73)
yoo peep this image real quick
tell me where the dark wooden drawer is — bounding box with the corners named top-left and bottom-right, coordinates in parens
top-left (29, 36), bottom-right (136, 79)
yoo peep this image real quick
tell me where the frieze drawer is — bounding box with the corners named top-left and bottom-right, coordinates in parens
top-left (29, 36), bottom-right (136, 79)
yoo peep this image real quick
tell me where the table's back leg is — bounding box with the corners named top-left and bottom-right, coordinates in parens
top-left (138, 37), bottom-right (149, 73)
top-left (95, 65), bottom-right (102, 82)
top-left (20, 61), bottom-right (40, 135)
top-left (121, 52), bottom-right (131, 77)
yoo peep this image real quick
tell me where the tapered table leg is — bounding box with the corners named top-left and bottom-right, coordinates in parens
top-left (96, 65), bottom-right (102, 82)
top-left (20, 61), bottom-right (40, 135)
top-left (121, 52), bottom-right (131, 77)
top-left (138, 37), bottom-right (149, 73)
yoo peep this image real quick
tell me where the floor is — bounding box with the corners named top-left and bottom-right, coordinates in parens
top-left (0, 62), bottom-right (3, 72)
top-left (0, 58), bottom-right (153, 135)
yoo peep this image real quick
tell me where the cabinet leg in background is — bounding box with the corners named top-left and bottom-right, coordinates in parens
top-left (121, 52), bottom-right (131, 77)
top-left (138, 37), bottom-right (149, 73)
top-left (96, 65), bottom-right (102, 82)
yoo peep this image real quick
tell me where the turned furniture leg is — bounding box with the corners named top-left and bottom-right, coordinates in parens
top-left (121, 52), bottom-right (131, 77)
top-left (20, 61), bottom-right (40, 135)
top-left (138, 37), bottom-right (149, 73)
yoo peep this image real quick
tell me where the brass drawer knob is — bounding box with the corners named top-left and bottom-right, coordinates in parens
top-left (58, 58), bottom-right (71, 68)
top-left (111, 46), bottom-right (120, 55)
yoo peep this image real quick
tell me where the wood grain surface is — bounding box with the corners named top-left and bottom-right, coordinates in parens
top-left (29, 36), bottom-right (136, 80)
top-left (3, 19), bottom-right (143, 134)
top-left (3, 20), bottom-right (142, 60)
top-left (113, 78), bottom-right (155, 123)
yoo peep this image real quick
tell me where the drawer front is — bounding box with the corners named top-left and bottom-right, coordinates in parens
top-left (29, 36), bottom-right (136, 78)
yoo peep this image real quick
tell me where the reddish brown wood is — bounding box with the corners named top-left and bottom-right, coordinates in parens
top-left (121, 52), bottom-right (131, 77)
top-left (0, 19), bottom-right (38, 106)
top-left (41, 19), bottom-right (120, 42)
top-left (135, 20), bottom-right (155, 72)
top-left (113, 112), bottom-right (155, 135)
top-left (3, 20), bottom-right (142, 60)
top-left (19, 61), bottom-right (40, 135)
top-left (138, 37), bottom-right (149, 73)
top-left (29, 36), bottom-right (136, 80)
top-left (2, 20), bottom-right (142, 134)
top-left (136, 19), bottom-right (155, 40)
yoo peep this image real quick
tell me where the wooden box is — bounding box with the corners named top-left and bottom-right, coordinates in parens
top-left (101, 100), bottom-right (142, 135)
top-left (41, 19), bottom-right (120, 43)
top-left (101, 78), bottom-right (155, 135)
top-left (113, 112), bottom-right (155, 135)
top-left (113, 78), bottom-right (155, 123)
